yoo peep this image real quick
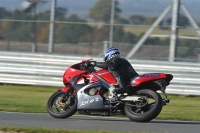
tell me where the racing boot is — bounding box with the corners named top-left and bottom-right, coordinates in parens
top-left (112, 76), bottom-right (127, 94)
top-left (113, 87), bottom-right (125, 94)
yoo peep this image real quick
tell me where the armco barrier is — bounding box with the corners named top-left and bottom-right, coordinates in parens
top-left (0, 51), bottom-right (200, 95)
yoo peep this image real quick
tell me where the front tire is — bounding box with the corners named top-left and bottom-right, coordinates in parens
top-left (46, 90), bottom-right (77, 118)
top-left (124, 89), bottom-right (162, 122)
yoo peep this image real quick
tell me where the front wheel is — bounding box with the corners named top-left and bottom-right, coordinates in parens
top-left (46, 90), bottom-right (77, 118)
top-left (124, 89), bottom-right (162, 122)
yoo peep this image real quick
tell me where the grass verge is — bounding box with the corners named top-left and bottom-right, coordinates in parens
top-left (0, 84), bottom-right (200, 121)
top-left (0, 126), bottom-right (149, 133)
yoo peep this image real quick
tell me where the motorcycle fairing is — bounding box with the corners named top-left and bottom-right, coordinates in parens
top-left (77, 74), bottom-right (99, 85)
top-left (94, 69), bottom-right (117, 84)
top-left (92, 73), bottom-right (117, 100)
top-left (76, 82), bottom-right (105, 109)
top-left (60, 86), bottom-right (70, 92)
top-left (131, 73), bottom-right (167, 86)
top-left (63, 67), bottom-right (85, 85)
top-left (70, 74), bottom-right (114, 110)
top-left (92, 73), bottom-right (110, 89)
top-left (68, 75), bottom-right (85, 92)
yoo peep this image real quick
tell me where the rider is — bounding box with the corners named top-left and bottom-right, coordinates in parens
top-left (93, 47), bottom-right (138, 93)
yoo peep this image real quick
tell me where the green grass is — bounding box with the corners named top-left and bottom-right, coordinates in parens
top-left (0, 84), bottom-right (199, 133)
top-left (0, 84), bottom-right (200, 121)
top-left (89, 23), bottom-right (199, 37)
top-left (157, 94), bottom-right (200, 121)
top-left (123, 26), bottom-right (198, 37)
top-left (0, 84), bottom-right (56, 113)
top-left (0, 126), bottom-right (151, 133)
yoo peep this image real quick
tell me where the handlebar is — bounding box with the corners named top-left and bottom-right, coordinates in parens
top-left (80, 61), bottom-right (96, 72)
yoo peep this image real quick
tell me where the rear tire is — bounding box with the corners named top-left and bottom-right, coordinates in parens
top-left (46, 90), bottom-right (77, 118)
top-left (124, 89), bottom-right (162, 122)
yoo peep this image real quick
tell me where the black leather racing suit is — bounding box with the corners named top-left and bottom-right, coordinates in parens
top-left (96, 57), bottom-right (138, 89)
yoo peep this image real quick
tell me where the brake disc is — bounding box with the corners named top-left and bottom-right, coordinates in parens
top-left (56, 96), bottom-right (70, 111)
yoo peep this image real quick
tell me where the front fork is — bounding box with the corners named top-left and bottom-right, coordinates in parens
top-left (59, 87), bottom-right (74, 102)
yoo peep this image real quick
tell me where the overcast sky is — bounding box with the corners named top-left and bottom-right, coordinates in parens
top-left (0, 0), bottom-right (200, 20)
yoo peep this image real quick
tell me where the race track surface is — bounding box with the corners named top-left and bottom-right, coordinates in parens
top-left (0, 112), bottom-right (199, 133)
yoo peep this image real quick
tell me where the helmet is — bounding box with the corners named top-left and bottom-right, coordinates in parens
top-left (104, 47), bottom-right (120, 62)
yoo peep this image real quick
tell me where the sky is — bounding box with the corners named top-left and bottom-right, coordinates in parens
top-left (0, 0), bottom-right (200, 20)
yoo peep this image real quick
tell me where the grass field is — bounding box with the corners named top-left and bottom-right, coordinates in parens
top-left (89, 23), bottom-right (199, 37)
top-left (0, 84), bottom-right (200, 133)
top-left (123, 26), bottom-right (198, 37)
top-left (0, 84), bottom-right (200, 121)
top-left (0, 126), bottom-right (143, 133)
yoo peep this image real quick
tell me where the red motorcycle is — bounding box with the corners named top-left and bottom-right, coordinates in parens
top-left (46, 59), bottom-right (173, 122)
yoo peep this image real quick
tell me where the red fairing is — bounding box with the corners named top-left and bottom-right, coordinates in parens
top-left (60, 86), bottom-right (70, 92)
top-left (77, 74), bottom-right (99, 84)
top-left (89, 75), bottom-right (99, 84)
top-left (131, 73), bottom-right (167, 86)
top-left (63, 67), bottom-right (85, 86)
top-left (94, 69), bottom-right (117, 84)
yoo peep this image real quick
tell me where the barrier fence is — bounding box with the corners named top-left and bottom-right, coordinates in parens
top-left (0, 51), bottom-right (200, 95)
top-left (0, 0), bottom-right (200, 61)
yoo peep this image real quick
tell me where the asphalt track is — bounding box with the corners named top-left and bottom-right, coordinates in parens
top-left (0, 112), bottom-right (199, 133)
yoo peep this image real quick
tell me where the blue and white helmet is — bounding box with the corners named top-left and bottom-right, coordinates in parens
top-left (104, 47), bottom-right (120, 62)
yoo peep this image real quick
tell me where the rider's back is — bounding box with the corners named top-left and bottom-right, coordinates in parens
top-left (109, 57), bottom-right (138, 82)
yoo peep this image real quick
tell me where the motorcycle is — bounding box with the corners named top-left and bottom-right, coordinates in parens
top-left (46, 59), bottom-right (173, 122)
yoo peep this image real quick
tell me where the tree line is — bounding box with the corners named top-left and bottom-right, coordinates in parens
top-left (0, 0), bottom-right (198, 49)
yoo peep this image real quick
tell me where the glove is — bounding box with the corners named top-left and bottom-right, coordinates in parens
top-left (89, 61), bottom-right (96, 66)
top-left (85, 61), bottom-right (95, 72)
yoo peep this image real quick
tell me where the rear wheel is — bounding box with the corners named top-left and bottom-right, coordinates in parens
top-left (46, 90), bottom-right (77, 118)
top-left (124, 89), bottom-right (162, 122)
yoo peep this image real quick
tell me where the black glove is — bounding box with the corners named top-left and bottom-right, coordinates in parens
top-left (80, 61), bottom-right (96, 71)
top-left (86, 61), bottom-right (96, 73)
top-left (89, 61), bottom-right (96, 66)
